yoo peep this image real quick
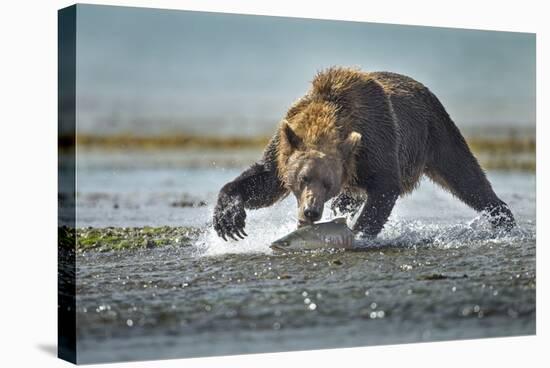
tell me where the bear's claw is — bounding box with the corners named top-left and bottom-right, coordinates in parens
top-left (213, 193), bottom-right (247, 241)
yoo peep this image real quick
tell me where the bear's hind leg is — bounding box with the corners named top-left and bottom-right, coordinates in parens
top-left (425, 133), bottom-right (515, 231)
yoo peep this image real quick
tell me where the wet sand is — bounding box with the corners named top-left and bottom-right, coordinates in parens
top-left (72, 228), bottom-right (535, 363)
top-left (62, 154), bottom-right (536, 364)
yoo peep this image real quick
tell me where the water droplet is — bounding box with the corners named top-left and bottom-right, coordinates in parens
top-left (376, 310), bottom-right (385, 318)
top-left (407, 289), bottom-right (412, 295)
top-left (370, 302), bottom-right (377, 309)
top-left (273, 322), bottom-right (281, 330)
top-left (126, 319), bottom-right (133, 327)
top-left (364, 290), bottom-right (370, 296)
top-left (493, 290), bottom-right (499, 296)
top-left (370, 311), bottom-right (377, 319)
top-left (473, 305), bottom-right (480, 313)
top-left (308, 303), bottom-right (317, 311)
top-left (304, 298), bottom-right (311, 304)
top-left (302, 291), bottom-right (308, 297)
top-left (452, 286), bottom-right (456, 292)
top-left (96, 304), bottom-right (109, 313)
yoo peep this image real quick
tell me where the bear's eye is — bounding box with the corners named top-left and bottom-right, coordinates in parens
top-left (322, 181), bottom-right (331, 190)
top-left (298, 175), bottom-right (311, 187)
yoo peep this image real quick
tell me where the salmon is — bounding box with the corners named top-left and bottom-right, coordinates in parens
top-left (270, 218), bottom-right (355, 251)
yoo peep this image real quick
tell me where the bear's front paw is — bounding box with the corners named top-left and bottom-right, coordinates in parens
top-left (213, 194), bottom-right (247, 241)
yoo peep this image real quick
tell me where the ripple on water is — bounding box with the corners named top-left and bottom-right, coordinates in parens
top-left (75, 173), bottom-right (535, 363)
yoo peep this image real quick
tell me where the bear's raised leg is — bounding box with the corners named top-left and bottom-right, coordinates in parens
top-left (214, 136), bottom-right (289, 241)
top-left (425, 128), bottom-right (515, 231)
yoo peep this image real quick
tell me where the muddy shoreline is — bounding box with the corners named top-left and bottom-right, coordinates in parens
top-left (72, 228), bottom-right (535, 363)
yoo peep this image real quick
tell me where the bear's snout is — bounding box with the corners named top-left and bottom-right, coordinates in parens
top-left (298, 201), bottom-right (324, 227)
top-left (303, 207), bottom-right (321, 222)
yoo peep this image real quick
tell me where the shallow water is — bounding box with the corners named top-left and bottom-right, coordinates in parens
top-left (72, 151), bottom-right (536, 363)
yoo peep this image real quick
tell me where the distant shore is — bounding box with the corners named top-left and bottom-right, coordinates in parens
top-left (60, 133), bottom-right (535, 171)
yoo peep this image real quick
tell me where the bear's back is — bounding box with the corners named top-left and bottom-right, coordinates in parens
top-left (310, 68), bottom-right (429, 101)
top-left (367, 71), bottom-right (430, 97)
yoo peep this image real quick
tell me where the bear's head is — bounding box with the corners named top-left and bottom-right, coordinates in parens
top-left (277, 120), bottom-right (362, 227)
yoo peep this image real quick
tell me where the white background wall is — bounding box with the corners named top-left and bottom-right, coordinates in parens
top-left (0, 0), bottom-right (547, 367)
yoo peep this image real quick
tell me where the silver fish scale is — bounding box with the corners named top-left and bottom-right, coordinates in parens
top-left (270, 218), bottom-right (355, 251)
top-left (322, 233), bottom-right (352, 248)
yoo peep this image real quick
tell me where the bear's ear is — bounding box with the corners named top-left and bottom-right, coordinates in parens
top-left (339, 131), bottom-right (362, 159)
top-left (280, 120), bottom-right (304, 151)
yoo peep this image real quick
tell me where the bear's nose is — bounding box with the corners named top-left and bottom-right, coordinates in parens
top-left (304, 208), bottom-right (320, 221)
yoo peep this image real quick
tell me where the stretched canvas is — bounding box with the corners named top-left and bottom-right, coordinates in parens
top-left (58, 4), bottom-right (536, 364)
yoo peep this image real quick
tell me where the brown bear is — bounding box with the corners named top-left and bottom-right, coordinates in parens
top-left (213, 67), bottom-right (515, 241)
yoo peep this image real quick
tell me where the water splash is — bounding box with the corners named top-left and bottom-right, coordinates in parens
top-left (367, 214), bottom-right (534, 250)
top-left (195, 198), bottom-right (298, 256)
top-left (195, 197), bottom-right (535, 256)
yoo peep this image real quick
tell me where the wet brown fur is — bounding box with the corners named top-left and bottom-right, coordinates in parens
top-left (214, 67), bottom-right (515, 240)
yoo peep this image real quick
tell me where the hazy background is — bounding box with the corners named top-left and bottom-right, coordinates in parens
top-left (74, 4), bottom-right (536, 137)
